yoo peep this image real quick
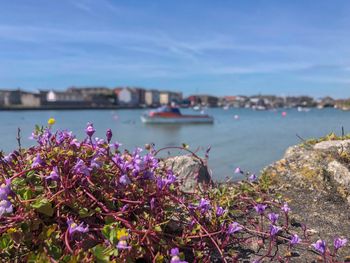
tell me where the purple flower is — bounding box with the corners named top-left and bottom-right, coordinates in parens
top-left (142, 170), bottom-right (155, 180)
top-left (254, 204), bottom-right (267, 215)
top-left (227, 222), bottom-right (242, 235)
top-left (36, 128), bottom-right (52, 145)
top-left (216, 206), bottom-right (226, 217)
top-left (67, 218), bottom-right (89, 236)
top-left (70, 138), bottom-right (81, 148)
top-left (56, 130), bottom-right (73, 144)
top-left (0, 179), bottom-right (11, 200)
top-left (106, 129), bottom-right (113, 143)
top-left (150, 198), bottom-right (155, 210)
top-left (281, 203), bottom-right (291, 213)
top-left (170, 248), bottom-right (187, 263)
top-left (312, 240), bottom-right (326, 254)
top-left (166, 170), bottom-right (177, 184)
top-left (112, 142), bottom-right (122, 150)
top-left (32, 153), bottom-right (44, 168)
top-left (248, 174), bottom-right (257, 182)
top-left (268, 213), bottom-right (279, 224)
top-left (73, 158), bottom-right (91, 176)
top-left (143, 153), bottom-right (159, 170)
top-left (334, 237), bottom-right (347, 250)
top-left (198, 198), bottom-right (211, 213)
top-left (94, 137), bottom-right (105, 146)
top-left (269, 225), bottom-right (281, 236)
top-left (170, 248), bottom-right (180, 257)
top-left (119, 174), bottom-right (131, 185)
top-left (117, 240), bottom-right (131, 250)
top-left (234, 167), bottom-right (242, 174)
top-left (290, 234), bottom-right (301, 245)
top-left (156, 177), bottom-right (167, 190)
top-left (2, 154), bottom-right (12, 164)
top-left (0, 199), bottom-right (13, 217)
top-left (90, 155), bottom-right (103, 170)
top-left (85, 122), bottom-right (95, 137)
top-left (46, 166), bottom-right (59, 181)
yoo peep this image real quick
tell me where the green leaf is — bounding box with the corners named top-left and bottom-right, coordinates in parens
top-left (0, 234), bottom-right (12, 249)
top-left (79, 208), bottom-right (95, 218)
top-left (32, 198), bottom-right (54, 217)
top-left (102, 224), bottom-right (118, 244)
top-left (45, 225), bottom-right (57, 238)
top-left (154, 225), bottom-right (162, 232)
top-left (12, 178), bottom-right (26, 187)
top-left (92, 245), bottom-right (112, 263)
top-left (47, 244), bottom-right (62, 260)
top-left (104, 216), bottom-right (115, 225)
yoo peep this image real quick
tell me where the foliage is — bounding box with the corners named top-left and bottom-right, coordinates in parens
top-left (0, 120), bottom-right (347, 262)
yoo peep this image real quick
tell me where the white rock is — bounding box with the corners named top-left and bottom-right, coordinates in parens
top-left (164, 155), bottom-right (211, 193)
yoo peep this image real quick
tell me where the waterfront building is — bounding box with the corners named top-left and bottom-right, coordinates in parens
top-left (67, 86), bottom-right (113, 96)
top-left (222, 96), bottom-right (248, 108)
top-left (318, 96), bottom-right (335, 108)
top-left (115, 87), bottom-right (141, 106)
top-left (159, 91), bottom-right (182, 105)
top-left (188, 94), bottom-right (218, 107)
top-left (20, 91), bottom-right (41, 107)
top-left (67, 87), bottom-right (116, 105)
top-left (0, 89), bottom-right (21, 106)
top-left (39, 90), bottom-right (91, 107)
top-left (145, 89), bottom-right (160, 107)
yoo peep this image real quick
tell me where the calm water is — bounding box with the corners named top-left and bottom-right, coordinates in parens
top-left (0, 108), bottom-right (349, 180)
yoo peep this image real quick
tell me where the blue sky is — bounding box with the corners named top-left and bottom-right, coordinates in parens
top-left (1, 0), bottom-right (350, 97)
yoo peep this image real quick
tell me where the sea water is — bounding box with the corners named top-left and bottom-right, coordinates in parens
top-left (0, 108), bottom-right (349, 180)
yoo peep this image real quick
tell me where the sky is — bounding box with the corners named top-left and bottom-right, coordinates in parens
top-left (1, 0), bottom-right (350, 98)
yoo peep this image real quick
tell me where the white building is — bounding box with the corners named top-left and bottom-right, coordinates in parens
top-left (159, 91), bottom-right (182, 105)
top-left (115, 87), bottom-right (140, 106)
top-left (145, 90), bottom-right (160, 107)
top-left (46, 90), bottom-right (84, 102)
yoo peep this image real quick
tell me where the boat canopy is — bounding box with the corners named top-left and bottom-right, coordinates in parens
top-left (155, 106), bottom-right (181, 114)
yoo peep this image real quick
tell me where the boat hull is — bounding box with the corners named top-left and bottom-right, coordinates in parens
top-left (141, 115), bottom-right (214, 124)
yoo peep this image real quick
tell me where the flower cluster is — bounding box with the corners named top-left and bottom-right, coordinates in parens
top-left (0, 120), bottom-right (347, 262)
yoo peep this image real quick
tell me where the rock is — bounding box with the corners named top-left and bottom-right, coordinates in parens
top-left (164, 155), bottom-right (212, 193)
top-left (263, 139), bottom-right (350, 259)
top-left (327, 160), bottom-right (350, 188)
top-left (314, 139), bottom-right (350, 152)
top-left (264, 139), bottom-right (350, 198)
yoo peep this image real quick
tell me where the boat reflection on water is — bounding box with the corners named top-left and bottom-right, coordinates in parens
top-left (141, 106), bottom-right (214, 124)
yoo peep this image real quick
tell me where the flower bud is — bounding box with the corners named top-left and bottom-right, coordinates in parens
top-left (106, 129), bottom-right (113, 143)
top-left (85, 122), bottom-right (95, 137)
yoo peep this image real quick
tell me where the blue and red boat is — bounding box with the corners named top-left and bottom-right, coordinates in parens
top-left (141, 106), bottom-right (214, 124)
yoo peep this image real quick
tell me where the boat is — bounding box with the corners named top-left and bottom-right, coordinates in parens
top-left (141, 106), bottom-right (214, 124)
top-left (297, 106), bottom-right (311, 112)
top-left (252, 105), bottom-right (267, 111)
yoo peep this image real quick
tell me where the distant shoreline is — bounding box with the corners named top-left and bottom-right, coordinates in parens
top-left (0, 105), bottom-right (145, 111)
top-left (0, 105), bottom-right (343, 111)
